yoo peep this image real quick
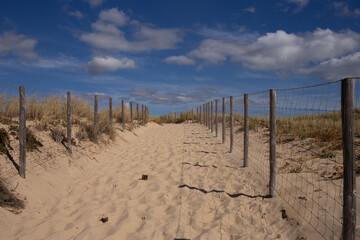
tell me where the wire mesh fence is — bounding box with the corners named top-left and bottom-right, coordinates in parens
top-left (275, 80), bottom-right (346, 239)
top-left (172, 77), bottom-right (359, 240)
top-left (0, 85), bottom-right (150, 182)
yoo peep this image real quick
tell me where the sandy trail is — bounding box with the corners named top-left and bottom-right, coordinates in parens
top-left (0, 123), bottom-right (313, 240)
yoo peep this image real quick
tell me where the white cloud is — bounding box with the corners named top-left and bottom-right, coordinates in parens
top-left (99, 8), bottom-right (129, 26)
top-left (127, 87), bottom-right (216, 105)
top-left (196, 26), bottom-right (253, 41)
top-left (189, 39), bottom-right (245, 64)
top-left (287, 0), bottom-right (309, 10)
top-left (84, 0), bottom-right (106, 7)
top-left (164, 55), bottom-right (195, 65)
top-left (91, 21), bottom-right (123, 35)
top-left (0, 31), bottom-right (38, 60)
top-left (80, 8), bottom-right (182, 52)
top-left (333, 2), bottom-right (360, 18)
top-left (85, 56), bottom-right (137, 74)
top-left (128, 88), bottom-right (157, 96)
top-left (0, 55), bottom-right (81, 71)
top-left (68, 10), bottom-right (84, 19)
top-left (32, 56), bottom-right (79, 69)
top-left (244, 7), bottom-right (256, 13)
top-left (190, 28), bottom-right (360, 74)
top-left (297, 52), bottom-right (360, 80)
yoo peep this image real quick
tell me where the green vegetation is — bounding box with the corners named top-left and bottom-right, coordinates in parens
top-left (26, 129), bottom-right (43, 152)
top-left (0, 128), bottom-right (11, 155)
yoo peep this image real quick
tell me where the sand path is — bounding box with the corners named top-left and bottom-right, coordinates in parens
top-left (0, 123), bottom-right (311, 240)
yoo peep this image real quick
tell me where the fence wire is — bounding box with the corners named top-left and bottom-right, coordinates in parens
top-left (179, 78), bottom-right (360, 239)
top-left (0, 85), bottom-right (149, 184)
top-left (275, 80), bottom-right (346, 240)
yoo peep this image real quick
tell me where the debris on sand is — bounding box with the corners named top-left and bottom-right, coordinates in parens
top-left (140, 174), bottom-right (148, 180)
top-left (100, 216), bottom-right (108, 223)
top-left (281, 209), bottom-right (288, 219)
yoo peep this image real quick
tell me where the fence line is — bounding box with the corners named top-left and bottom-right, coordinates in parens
top-left (161, 77), bottom-right (359, 240)
top-left (0, 85), bottom-right (150, 180)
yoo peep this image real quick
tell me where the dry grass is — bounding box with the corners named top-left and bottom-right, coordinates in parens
top-left (0, 94), bottom-right (118, 142)
top-left (277, 112), bottom-right (345, 152)
top-left (153, 112), bottom-right (188, 124)
top-left (113, 104), bottom-right (132, 124)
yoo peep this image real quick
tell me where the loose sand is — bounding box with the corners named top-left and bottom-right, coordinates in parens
top-left (0, 123), bottom-right (320, 239)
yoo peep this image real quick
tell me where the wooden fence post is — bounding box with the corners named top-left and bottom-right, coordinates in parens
top-left (122, 100), bottom-right (125, 132)
top-left (137, 103), bottom-right (140, 127)
top-left (207, 102), bottom-right (210, 129)
top-left (341, 78), bottom-right (356, 240)
top-left (211, 101), bottom-right (213, 133)
top-left (197, 107), bottom-right (199, 123)
top-left (205, 103), bottom-right (207, 127)
top-left (130, 102), bottom-right (133, 129)
top-left (192, 109), bottom-right (194, 122)
top-left (67, 91), bottom-right (72, 153)
top-left (144, 106), bottom-right (146, 124)
top-left (244, 94), bottom-right (249, 167)
top-left (215, 99), bottom-right (218, 137)
top-left (109, 97), bottom-right (113, 125)
top-left (230, 96), bottom-right (234, 153)
top-left (19, 86), bottom-right (26, 178)
top-left (94, 95), bottom-right (99, 141)
top-left (269, 89), bottom-right (276, 197)
top-left (208, 102), bottom-right (211, 129)
top-left (198, 105), bottom-right (202, 124)
top-left (146, 106), bottom-right (148, 124)
top-left (203, 104), bottom-right (206, 126)
top-left (222, 97), bottom-right (225, 144)
top-left (142, 104), bottom-right (144, 125)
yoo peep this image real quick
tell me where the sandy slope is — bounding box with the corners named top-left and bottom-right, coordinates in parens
top-left (0, 123), bottom-right (317, 240)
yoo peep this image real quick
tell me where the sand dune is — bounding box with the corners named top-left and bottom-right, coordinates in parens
top-left (0, 123), bottom-right (319, 239)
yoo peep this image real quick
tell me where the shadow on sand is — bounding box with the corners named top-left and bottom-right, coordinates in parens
top-left (179, 184), bottom-right (270, 199)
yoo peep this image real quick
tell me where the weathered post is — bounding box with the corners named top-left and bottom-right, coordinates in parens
top-left (205, 103), bottom-right (207, 127)
top-left (146, 106), bottom-right (149, 124)
top-left (222, 97), bottom-right (225, 144)
top-left (19, 86), bottom-right (26, 178)
top-left (203, 104), bottom-right (206, 126)
top-left (67, 91), bottom-right (72, 153)
top-left (244, 94), bottom-right (249, 167)
top-left (269, 89), bottom-right (276, 197)
top-left (209, 102), bottom-right (211, 130)
top-left (130, 102), bottom-right (133, 129)
top-left (109, 97), bottom-right (113, 125)
top-left (142, 104), bottom-right (144, 125)
top-left (211, 101), bottom-right (213, 133)
top-left (137, 103), bottom-right (140, 127)
top-left (341, 78), bottom-right (356, 240)
top-left (94, 95), bottom-right (99, 141)
top-left (207, 102), bottom-right (210, 129)
top-left (230, 96), bottom-right (234, 153)
top-left (192, 109), bottom-right (194, 122)
top-left (203, 103), bottom-right (206, 126)
top-left (144, 105), bottom-right (146, 126)
top-left (200, 106), bottom-right (202, 124)
top-left (187, 110), bottom-right (189, 123)
top-left (197, 107), bottom-right (199, 123)
top-left (122, 100), bottom-right (125, 132)
top-left (215, 99), bottom-right (218, 137)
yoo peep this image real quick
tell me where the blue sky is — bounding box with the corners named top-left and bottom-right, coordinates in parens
top-left (0, 0), bottom-right (360, 115)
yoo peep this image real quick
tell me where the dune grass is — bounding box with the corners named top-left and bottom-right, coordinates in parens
top-left (0, 94), bottom-right (131, 142)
